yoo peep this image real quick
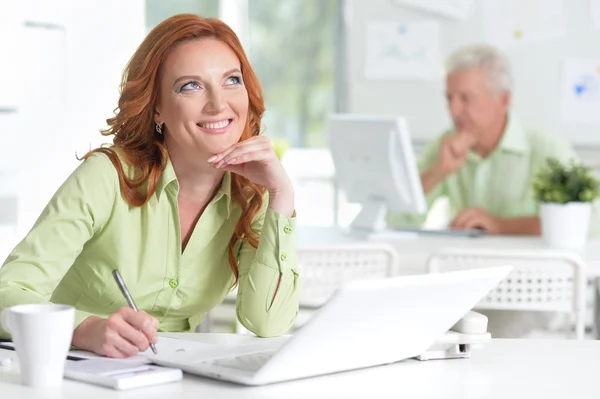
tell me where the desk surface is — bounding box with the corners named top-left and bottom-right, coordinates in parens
top-left (1, 333), bottom-right (599, 398)
top-left (297, 227), bottom-right (600, 277)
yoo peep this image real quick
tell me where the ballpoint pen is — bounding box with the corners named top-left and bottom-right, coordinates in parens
top-left (112, 269), bottom-right (158, 355)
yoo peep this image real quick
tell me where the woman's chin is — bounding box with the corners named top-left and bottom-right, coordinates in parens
top-left (203, 135), bottom-right (242, 153)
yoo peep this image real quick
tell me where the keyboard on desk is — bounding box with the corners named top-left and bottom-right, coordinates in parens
top-left (199, 351), bottom-right (276, 372)
top-left (393, 227), bottom-right (487, 238)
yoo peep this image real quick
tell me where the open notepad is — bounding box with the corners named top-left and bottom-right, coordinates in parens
top-left (64, 358), bottom-right (183, 390)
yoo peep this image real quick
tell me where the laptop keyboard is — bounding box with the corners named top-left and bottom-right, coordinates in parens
top-left (203, 351), bottom-right (276, 372)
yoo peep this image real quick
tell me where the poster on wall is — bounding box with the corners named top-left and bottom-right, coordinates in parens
top-left (364, 21), bottom-right (442, 80)
top-left (482, 0), bottom-right (565, 48)
top-left (393, 0), bottom-right (473, 20)
top-left (560, 58), bottom-right (600, 124)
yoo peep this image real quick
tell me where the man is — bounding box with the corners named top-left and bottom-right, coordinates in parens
top-left (388, 44), bottom-right (598, 338)
top-left (388, 44), bottom-right (581, 235)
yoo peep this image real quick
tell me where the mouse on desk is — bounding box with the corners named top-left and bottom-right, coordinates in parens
top-left (451, 311), bottom-right (488, 334)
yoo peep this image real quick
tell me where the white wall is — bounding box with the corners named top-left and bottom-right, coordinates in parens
top-left (0, 0), bottom-right (145, 256)
top-left (65, 0), bottom-right (146, 156)
top-left (346, 0), bottom-right (600, 154)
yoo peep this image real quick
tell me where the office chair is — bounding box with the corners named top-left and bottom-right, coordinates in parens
top-left (427, 248), bottom-right (587, 339)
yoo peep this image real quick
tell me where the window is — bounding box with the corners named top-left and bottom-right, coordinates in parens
top-left (248, 0), bottom-right (339, 148)
top-left (145, 0), bottom-right (343, 148)
top-left (247, 1), bottom-right (344, 225)
top-left (145, 0), bottom-right (219, 31)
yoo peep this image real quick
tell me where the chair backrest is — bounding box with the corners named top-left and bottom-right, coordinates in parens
top-left (298, 243), bottom-right (399, 308)
top-left (426, 248), bottom-right (586, 313)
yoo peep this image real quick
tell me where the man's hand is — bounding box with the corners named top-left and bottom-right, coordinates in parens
top-left (435, 131), bottom-right (476, 176)
top-left (450, 207), bottom-right (503, 234)
top-left (421, 131), bottom-right (476, 194)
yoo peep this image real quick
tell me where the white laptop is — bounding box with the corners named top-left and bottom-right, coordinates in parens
top-left (149, 266), bottom-right (511, 386)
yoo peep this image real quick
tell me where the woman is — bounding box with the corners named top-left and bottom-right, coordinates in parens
top-left (0, 14), bottom-right (299, 358)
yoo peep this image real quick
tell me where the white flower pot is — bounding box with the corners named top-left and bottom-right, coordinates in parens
top-left (540, 202), bottom-right (591, 249)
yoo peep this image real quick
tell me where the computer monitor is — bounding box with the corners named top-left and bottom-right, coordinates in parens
top-left (328, 114), bottom-right (427, 232)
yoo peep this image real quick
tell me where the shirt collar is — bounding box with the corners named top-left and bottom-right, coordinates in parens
top-left (157, 157), bottom-right (178, 198)
top-left (156, 157), bottom-right (232, 217)
top-left (467, 115), bottom-right (529, 163)
top-left (497, 115), bottom-right (529, 155)
top-left (215, 171), bottom-right (233, 217)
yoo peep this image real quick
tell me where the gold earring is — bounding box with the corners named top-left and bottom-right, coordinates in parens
top-left (156, 123), bottom-right (163, 134)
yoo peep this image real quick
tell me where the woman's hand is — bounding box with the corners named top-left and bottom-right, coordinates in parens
top-left (208, 136), bottom-right (295, 216)
top-left (72, 307), bottom-right (158, 358)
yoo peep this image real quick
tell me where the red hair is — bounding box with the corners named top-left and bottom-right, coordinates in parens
top-left (83, 14), bottom-right (265, 284)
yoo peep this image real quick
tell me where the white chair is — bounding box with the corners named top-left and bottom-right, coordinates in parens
top-left (297, 243), bottom-right (399, 307)
top-left (426, 248), bottom-right (587, 340)
top-left (232, 242), bottom-right (399, 333)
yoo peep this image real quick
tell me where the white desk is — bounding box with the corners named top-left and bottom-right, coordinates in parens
top-left (297, 227), bottom-right (600, 277)
top-left (1, 333), bottom-right (599, 398)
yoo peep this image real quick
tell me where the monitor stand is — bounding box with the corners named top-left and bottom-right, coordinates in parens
top-left (344, 199), bottom-right (420, 241)
top-left (296, 199), bottom-right (421, 245)
top-left (348, 198), bottom-right (388, 233)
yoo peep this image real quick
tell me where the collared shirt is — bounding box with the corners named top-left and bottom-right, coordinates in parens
top-left (387, 116), bottom-right (592, 229)
top-left (0, 151), bottom-right (299, 338)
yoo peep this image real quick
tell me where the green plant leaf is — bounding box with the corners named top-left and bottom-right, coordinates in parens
top-left (532, 157), bottom-right (600, 204)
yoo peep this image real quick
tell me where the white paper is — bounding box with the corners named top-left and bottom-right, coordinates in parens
top-left (482, 0), bottom-right (565, 48)
top-left (393, 0), bottom-right (473, 20)
top-left (65, 358), bottom-right (153, 374)
top-left (365, 21), bottom-right (442, 80)
top-left (143, 336), bottom-right (216, 355)
top-left (68, 337), bottom-right (216, 362)
top-left (591, 0), bottom-right (600, 29)
top-left (560, 59), bottom-right (600, 124)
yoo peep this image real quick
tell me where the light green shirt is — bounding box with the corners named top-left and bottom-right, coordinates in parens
top-left (0, 151), bottom-right (299, 338)
top-left (387, 116), bottom-right (587, 228)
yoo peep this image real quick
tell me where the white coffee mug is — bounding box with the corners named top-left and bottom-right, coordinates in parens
top-left (1, 304), bottom-right (75, 388)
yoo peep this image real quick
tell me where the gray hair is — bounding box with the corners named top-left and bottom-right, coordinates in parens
top-left (445, 44), bottom-right (513, 93)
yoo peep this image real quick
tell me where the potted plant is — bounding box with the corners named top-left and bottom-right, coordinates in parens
top-left (532, 157), bottom-right (600, 249)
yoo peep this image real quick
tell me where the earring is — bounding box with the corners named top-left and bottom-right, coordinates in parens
top-left (156, 122), bottom-right (163, 134)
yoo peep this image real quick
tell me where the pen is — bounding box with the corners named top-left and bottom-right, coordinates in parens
top-left (112, 269), bottom-right (158, 355)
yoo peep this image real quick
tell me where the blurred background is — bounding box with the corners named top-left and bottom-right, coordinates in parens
top-left (2, 0), bottom-right (600, 257)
